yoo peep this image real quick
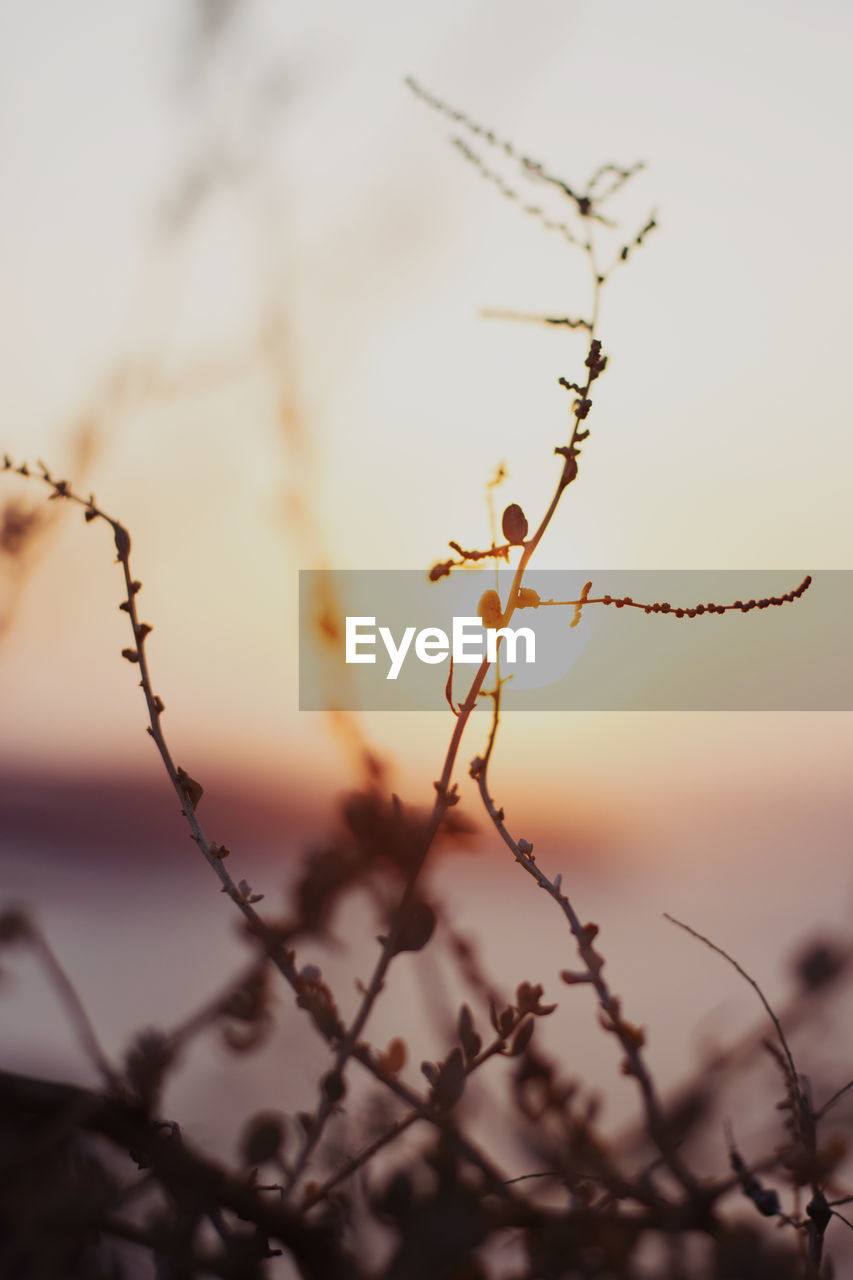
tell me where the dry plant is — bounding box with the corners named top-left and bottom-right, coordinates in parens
top-left (0, 81), bottom-right (848, 1280)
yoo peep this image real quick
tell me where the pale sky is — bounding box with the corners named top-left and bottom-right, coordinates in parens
top-left (0, 0), bottom-right (851, 832)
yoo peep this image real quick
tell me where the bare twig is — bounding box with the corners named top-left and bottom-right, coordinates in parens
top-left (0, 460), bottom-right (516, 1204)
top-left (663, 914), bottom-right (804, 1114)
top-left (0, 907), bottom-right (117, 1090)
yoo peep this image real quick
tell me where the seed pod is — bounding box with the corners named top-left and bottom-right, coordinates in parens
top-left (501, 503), bottom-right (528, 545)
top-left (478, 589), bottom-right (503, 630)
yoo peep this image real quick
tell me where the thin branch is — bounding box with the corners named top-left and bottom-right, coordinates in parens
top-left (816, 1077), bottom-right (853, 1121)
top-left (473, 755), bottom-right (698, 1195)
top-left (417, 169), bottom-right (701, 1194)
top-left (301, 1111), bottom-right (422, 1209)
top-left (13, 915), bottom-right (119, 1091)
top-left (451, 137), bottom-right (581, 246)
top-left (663, 914), bottom-right (806, 1120)
top-left (1, 460), bottom-right (515, 1205)
top-left (480, 308), bottom-right (592, 330)
top-left (522, 576), bottom-right (812, 619)
top-left (406, 76), bottom-right (639, 225)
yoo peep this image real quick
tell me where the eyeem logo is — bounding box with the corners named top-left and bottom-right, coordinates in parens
top-left (300, 569), bottom-right (848, 711)
top-left (345, 616), bottom-right (536, 680)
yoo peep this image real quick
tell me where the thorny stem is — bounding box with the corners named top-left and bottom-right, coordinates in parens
top-left (449, 206), bottom-right (703, 1195)
top-left (492, 225), bottom-right (603, 620)
top-left (473, 753), bottom-right (699, 1196)
top-left (285, 225), bottom-right (619, 1173)
top-left (290, 151), bottom-right (690, 1205)
top-left (281, 654), bottom-right (492, 1194)
top-left (286, 118), bottom-right (666, 1196)
top-left (0, 459), bottom-right (517, 1206)
top-left (0, 462), bottom-right (301, 968)
top-left (412, 100), bottom-right (807, 1210)
top-left (515, 580), bottom-right (813, 619)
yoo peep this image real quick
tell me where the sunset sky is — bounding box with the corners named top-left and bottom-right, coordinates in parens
top-left (4, 12), bottom-right (853, 1248)
top-left (0, 0), bottom-right (851, 838)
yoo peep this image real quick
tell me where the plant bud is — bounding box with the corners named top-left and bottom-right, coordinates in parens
top-left (501, 503), bottom-right (528, 545)
top-left (241, 1112), bottom-right (285, 1166)
top-left (478, 589), bottom-right (503, 629)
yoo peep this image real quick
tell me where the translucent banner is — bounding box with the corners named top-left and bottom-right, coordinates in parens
top-left (298, 570), bottom-right (851, 711)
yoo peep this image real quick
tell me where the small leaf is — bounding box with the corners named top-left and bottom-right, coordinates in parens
top-left (421, 1060), bottom-right (439, 1087)
top-left (516, 982), bottom-right (543, 1015)
top-left (490, 997), bottom-right (513, 1036)
top-left (432, 1047), bottom-right (466, 1110)
top-left (457, 1004), bottom-right (481, 1063)
top-left (378, 1037), bottom-right (407, 1076)
top-left (176, 767), bottom-right (203, 809)
top-left (237, 878), bottom-right (264, 905)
